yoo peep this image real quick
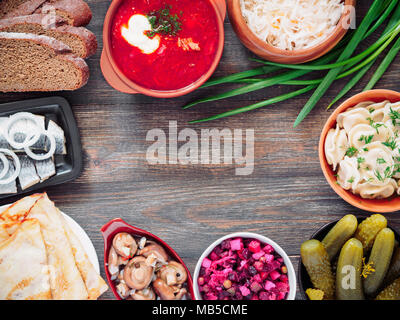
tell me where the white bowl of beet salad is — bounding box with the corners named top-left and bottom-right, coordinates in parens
top-left (194, 232), bottom-right (296, 300)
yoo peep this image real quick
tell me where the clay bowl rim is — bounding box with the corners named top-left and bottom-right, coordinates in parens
top-left (226, 0), bottom-right (356, 64)
top-left (298, 217), bottom-right (400, 300)
top-left (319, 89), bottom-right (400, 213)
top-left (192, 232), bottom-right (297, 300)
top-left (100, 218), bottom-right (195, 300)
top-left (102, 0), bottom-right (226, 98)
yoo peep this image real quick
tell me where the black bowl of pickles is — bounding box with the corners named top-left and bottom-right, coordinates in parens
top-left (299, 214), bottom-right (400, 300)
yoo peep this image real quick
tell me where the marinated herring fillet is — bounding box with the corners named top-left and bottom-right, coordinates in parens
top-left (0, 14), bottom-right (97, 58)
top-left (0, 32), bottom-right (89, 92)
top-left (322, 214), bottom-right (358, 260)
top-left (301, 239), bottom-right (335, 299)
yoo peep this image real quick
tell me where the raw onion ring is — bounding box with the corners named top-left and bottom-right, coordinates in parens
top-left (0, 149), bottom-right (21, 185)
top-left (0, 152), bottom-right (9, 180)
top-left (24, 130), bottom-right (56, 161)
top-left (4, 113), bottom-right (42, 149)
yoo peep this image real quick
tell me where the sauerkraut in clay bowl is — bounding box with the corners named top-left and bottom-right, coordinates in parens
top-left (319, 90), bottom-right (400, 213)
top-left (227, 0), bottom-right (355, 64)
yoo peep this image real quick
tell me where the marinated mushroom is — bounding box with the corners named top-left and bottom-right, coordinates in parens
top-left (123, 256), bottom-right (154, 290)
top-left (153, 278), bottom-right (187, 300)
top-left (108, 247), bottom-right (121, 279)
top-left (158, 261), bottom-right (188, 286)
top-left (139, 242), bottom-right (169, 263)
top-left (113, 232), bottom-right (138, 259)
top-left (116, 281), bottom-right (130, 299)
top-left (131, 287), bottom-right (156, 300)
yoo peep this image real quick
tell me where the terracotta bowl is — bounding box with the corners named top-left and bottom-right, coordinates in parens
top-left (100, 0), bottom-right (226, 97)
top-left (100, 218), bottom-right (195, 300)
top-left (227, 0), bottom-right (356, 64)
top-left (319, 89), bottom-right (400, 213)
top-left (298, 217), bottom-right (400, 299)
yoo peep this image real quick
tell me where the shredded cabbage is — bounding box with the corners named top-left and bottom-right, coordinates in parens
top-left (240, 0), bottom-right (344, 51)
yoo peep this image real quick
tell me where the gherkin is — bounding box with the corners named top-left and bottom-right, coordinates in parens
top-left (301, 240), bottom-right (335, 299)
top-left (306, 288), bottom-right (325, 300)
top-left (355, 214), bottom-right (387, 252)
top-left (322, 214), bottom-right (358, 261)
top-left (336, 238), bottom-right (364, 300)
top-left (384, 247), bottom-right (400, 287)
top-left (376, 278), bottom-right (400, 300)
top-left (364, 228), bottom-right (395, 297)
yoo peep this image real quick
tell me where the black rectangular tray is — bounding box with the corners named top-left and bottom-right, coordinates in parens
top-left (0, 97), bottom-right (83, 200)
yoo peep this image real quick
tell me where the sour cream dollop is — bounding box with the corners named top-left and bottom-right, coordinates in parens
top-left (121, 14), bottom-right (160, 54)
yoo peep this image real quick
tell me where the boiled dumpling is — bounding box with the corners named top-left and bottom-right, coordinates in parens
top-left (368, 100), bottom-right (390, 123)
top-left (325, 126), bottom-right (349, 170)
top-left (337, 156), bottom-right (361, 190)
top-left (348, 123), bottom-right (393, 149)
top-left (358, 142), bottom-right (394, 183)
top-left (337, 107), bottom-right (371, 133)
top-left (382, 101), bottom-right (400, 127)
top-left (354, 179), bottom-right (397, 199)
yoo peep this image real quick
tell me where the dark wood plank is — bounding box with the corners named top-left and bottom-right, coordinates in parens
top-left (1, 0), bottom-right (399, 300)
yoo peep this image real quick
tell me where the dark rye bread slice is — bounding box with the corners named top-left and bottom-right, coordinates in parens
top-left (35, 0), bottom-right (92, 27)
top-left (0, 14), bottom-right (97, 57)
top-left (0, 32), bottom-right (89, 92)
top-left (0, 0), bottom-right (46, 19)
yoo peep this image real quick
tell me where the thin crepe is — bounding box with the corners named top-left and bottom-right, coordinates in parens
top-left (0, 219), bottom-right (51, 300)
top-left (0, 193), bottom-right (42, 243)
top-left (28, 194), bottom-right (88, 299)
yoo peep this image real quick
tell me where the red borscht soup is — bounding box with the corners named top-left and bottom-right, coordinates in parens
top-left (111, 0), bottom-right (220, 91)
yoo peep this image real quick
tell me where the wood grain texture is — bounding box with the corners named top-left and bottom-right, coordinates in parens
top-left (1, 0), bottom-right (399, 300)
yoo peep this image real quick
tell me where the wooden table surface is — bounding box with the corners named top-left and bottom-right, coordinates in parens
top-left (1, 0), bottom-right (399, 300)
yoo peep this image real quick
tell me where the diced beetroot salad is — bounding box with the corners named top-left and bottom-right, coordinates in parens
top-left (198, 237), bottom-right (290, 300)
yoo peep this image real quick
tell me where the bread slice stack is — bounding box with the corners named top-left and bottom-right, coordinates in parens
top-left (0, 0), bottom-right (97, 92)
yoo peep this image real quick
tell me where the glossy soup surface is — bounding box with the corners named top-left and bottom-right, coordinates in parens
top-left (111, 0), bottom-right (219, 91)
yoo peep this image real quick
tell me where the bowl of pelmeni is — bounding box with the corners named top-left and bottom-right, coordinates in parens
top-left (320, 89), bottom-right (400, 213)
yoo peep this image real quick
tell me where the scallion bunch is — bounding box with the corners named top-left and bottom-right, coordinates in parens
top-left (184, 0), bottom-right (400, 127)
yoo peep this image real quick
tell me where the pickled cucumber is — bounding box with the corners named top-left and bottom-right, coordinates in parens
top-left (322, 215), bottom-right (358, 261)
top-left (301, 240), bottom-right (335, 299)
top-left (363, 228), bottom-right (395, 297)
top-left (336, 238), bottom-right (364, 300)
top-left (355, 214), bottom-right (387, 252)
top-left (383, 247), bottom-right (400, 287)
top-left (376, 278), bottom-right (400, 300)
top-left (306, 288), bottom-right (324, 300)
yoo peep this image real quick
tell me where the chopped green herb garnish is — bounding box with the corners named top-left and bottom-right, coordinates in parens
top-left (363, 147), bottom-right (369, 152)
top-left (147, 5), bottom-right (182, 37)
top-left (358, 134), bottom-right (374, 144)
top-left (377, 158), bottom-right (387, 164)
top-left (375, 170), bottom-right (384, 182)
top-left (382, 137), bottom-right (397, 150)
top-left (384, 166), bottom-right (393, 179)
top-left (389, 107), bottom-right (400, 126)
top-left (345, 147), bottom-right (358, 157)
top-left (369, 108), bottom-right (375, 114)
top-left (347, 177), bottom-right (355, 183)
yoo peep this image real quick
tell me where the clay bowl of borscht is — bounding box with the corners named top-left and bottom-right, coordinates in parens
top-left (101, 0), bottom-right (226, 98)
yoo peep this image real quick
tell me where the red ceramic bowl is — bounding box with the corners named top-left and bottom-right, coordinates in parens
top-left (319, 89), bottom-right (400, 213)
top-left (101, 218), bottom-right (195, 300)
top-left (100, 0), bottom-right (226, 97)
